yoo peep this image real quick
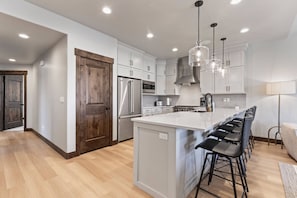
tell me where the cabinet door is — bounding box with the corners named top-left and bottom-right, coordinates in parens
top-left (156, 62), bottom-right (166, 76)
top-left (228, 66), bottom-right (244, 93)
top-left (200, 70), bottom-right (215, 94)
top-left (118, 45), bottom-right (131, 66)
top-left (143, 55), bottom-right (156, 73)
top-left (131, 50), bottom-right (143, 70)
top-left (165, 63), bottom-right (177, 76)
top-left (142, 71), bottom-right (155, 82)
top-left (228, 51), bottom-right (244, 67)
top-left (131, 68), bottom-right (143, 79)
top-left (118, 65), bottom-right (131, 77)
top-left (214, 71), bottom-right (228, 94)
top-left (156, 76), bottom-right (166, 95)
top-left (165, 75), bottom-right (179, 95)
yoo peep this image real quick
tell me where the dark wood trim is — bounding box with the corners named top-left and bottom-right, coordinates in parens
top-left (0, 75), bottom-right (3, 131)
top-left (0, 71), bottom-right (28, 75)
top-left (0, 70), bottom-right (27, 131)
top-left (30, 129), bottom-right (78, 159)
top-left (112, 140), bottom-right (118, 145)
top-left (254, 136), bottom-right (283, 144)
top-left (24, 128), bottom-right (33, 131)
top-left (75, 48), bottom-right (114, 64)
top-left (75, 48), bottom-right (114, 155)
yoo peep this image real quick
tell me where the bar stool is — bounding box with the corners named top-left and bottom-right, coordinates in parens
top-left (194, 115), bottom-right (253, 198)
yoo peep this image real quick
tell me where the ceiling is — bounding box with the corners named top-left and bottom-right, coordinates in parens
top-left (24, 0), bottom-right (297, 59)
top-left (0, 13), bottom-right (65, 65)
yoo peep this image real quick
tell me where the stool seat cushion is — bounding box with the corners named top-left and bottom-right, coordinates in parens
top-left (281, 123), bottom-right (297, 161)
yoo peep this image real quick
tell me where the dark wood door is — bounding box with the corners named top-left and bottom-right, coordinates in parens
top-left (0, 75), bottom-right (3, 131)
top-left (4, 75), bottom-right (23, 129)
top-left (76, 49), bottom-right (113, 154)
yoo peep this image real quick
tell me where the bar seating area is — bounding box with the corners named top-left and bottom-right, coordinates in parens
top-left (194, 106), bottom-right (257, 198)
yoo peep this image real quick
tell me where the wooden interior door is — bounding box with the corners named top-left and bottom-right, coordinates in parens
top-left (0, 75), bottom-right (3, 131)
top-left (76, 49), bottom-right (113, 154)
top-left (4, 75), bottom-right (23, 129)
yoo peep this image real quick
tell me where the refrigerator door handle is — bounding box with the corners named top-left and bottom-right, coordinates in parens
top-left (129, 80), bottom-right (133, 114)
top-left (131, 80), bottom-right (134, 113)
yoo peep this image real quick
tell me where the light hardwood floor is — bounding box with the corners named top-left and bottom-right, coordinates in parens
top-left (0, 131), bottom-right (296, 198)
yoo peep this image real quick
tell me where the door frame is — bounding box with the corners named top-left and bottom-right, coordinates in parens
top-left (75, 48), bottom-right (113, 155)
top-left (0, 70), bottom-right (27, 130)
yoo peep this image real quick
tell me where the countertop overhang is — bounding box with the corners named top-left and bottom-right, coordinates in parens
top-left (132, 108), bottom-right (245, 131)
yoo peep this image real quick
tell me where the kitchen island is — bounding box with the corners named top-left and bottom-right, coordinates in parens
top-left (132, 108), bottom-right (244, 198)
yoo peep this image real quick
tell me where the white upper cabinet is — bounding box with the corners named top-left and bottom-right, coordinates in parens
top-left (214, 66), bottom-right (244, 94)
top-left (225, 51), bottom-right (245, 67)
top-left (118, 44), bottom-right (143, 70)
top-left (143, 55), bottom-right (156, 74)
top-left (200, 69), bottom-right (215, 94)
top-left (156, 60), bottom-right (166, 95)
top-left (200, 49), bottom-right (246, 94)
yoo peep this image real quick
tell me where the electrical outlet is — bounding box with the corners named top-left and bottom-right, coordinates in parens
top-left (226, 98), bottom-right (230, 102)
top-left (159, 133), bottom-right (168, 140)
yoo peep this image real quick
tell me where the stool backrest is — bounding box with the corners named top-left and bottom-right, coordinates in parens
top-left (240, 114), bottom-right (253, 153)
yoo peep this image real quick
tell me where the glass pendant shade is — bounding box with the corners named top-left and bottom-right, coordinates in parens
top-left (189, 42), bottom-right (209, 67)
top-left (188, 1), bottom-right (209, 67)
top-left (209, 58), bottom-right (221, 72)
top-left (220, 37), bottom-right (227, 77)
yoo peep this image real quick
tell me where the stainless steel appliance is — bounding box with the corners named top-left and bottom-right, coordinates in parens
top-left (142, 80), bottom-right (155, 93)
top-left (118, 77), bottom-right (142, 141)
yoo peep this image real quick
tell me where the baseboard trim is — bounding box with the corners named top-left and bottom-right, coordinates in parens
top-left (24, 128), bottom-right (33, 131)
top-left (254, 136), bottom-right (282, 144)
top-left (112, 140), bottom-right (118, 145)
top-left (30, 129), bottom-right (78, 159)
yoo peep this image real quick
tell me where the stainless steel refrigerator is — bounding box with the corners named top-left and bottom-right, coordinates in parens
top-left (118, 77), bottom-right (142, 141)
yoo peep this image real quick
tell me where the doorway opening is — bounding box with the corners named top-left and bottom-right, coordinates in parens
top-left (0, 71), bottom-right (27, 132)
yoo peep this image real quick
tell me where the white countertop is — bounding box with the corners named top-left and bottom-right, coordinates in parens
top-left (132, 108), bottom-right (245, 131)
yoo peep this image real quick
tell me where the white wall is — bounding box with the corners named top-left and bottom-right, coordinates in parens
top-left (0, 64), bottom-right (34, 128)
top-left (1, 0), bottom-right (118, 153)
top-left (246, 33), bottom-right (297, 138)
top-left (32, 36), bottom-right (67, 151)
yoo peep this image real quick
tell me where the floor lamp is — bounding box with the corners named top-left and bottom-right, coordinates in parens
top-left (266, 80), bottom-right (296, 147)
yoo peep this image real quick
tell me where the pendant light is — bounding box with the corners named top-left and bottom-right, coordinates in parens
top-left (188, 0), bottom-right (209, 67)
top-left (220, 37), bottom-right (227, 77)
top-left (209, 23), bottom-right (221, 72)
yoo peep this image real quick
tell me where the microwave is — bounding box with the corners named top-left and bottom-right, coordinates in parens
top-left (143, 81), bottom-right (155, 93)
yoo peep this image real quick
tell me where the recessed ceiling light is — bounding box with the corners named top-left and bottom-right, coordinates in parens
top-left (230, 0), bottom-right (242, 5)
top-left (9, 58), bottom-right (16, 62)
top-left (240, 28), bottom-right (250, 33)
top-left (18, 33), bottom-right (30, 39)
top-left (172, 48), bottom-right (178, 52)
top-left (102, 6), bottom-right (112, 14)
top-left (146, 33), bottom-right (154, 38)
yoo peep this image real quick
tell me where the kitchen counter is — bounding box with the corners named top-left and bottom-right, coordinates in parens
top-left (132, 108), bottom-right (245, 198)
top-left (133, 108), bottom-right (243, 131)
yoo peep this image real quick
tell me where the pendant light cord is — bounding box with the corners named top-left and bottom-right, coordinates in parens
top-left (197, 3), bottom-right (200, 45)
top-left (212, 26), bottom-right (215, 59)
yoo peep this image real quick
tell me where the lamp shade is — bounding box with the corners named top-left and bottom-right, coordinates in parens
top-left (266, 80), bottom-right (296, 95)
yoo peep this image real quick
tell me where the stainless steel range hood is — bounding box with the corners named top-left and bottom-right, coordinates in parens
top-left (175, 56), bottom-right (200, 86)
